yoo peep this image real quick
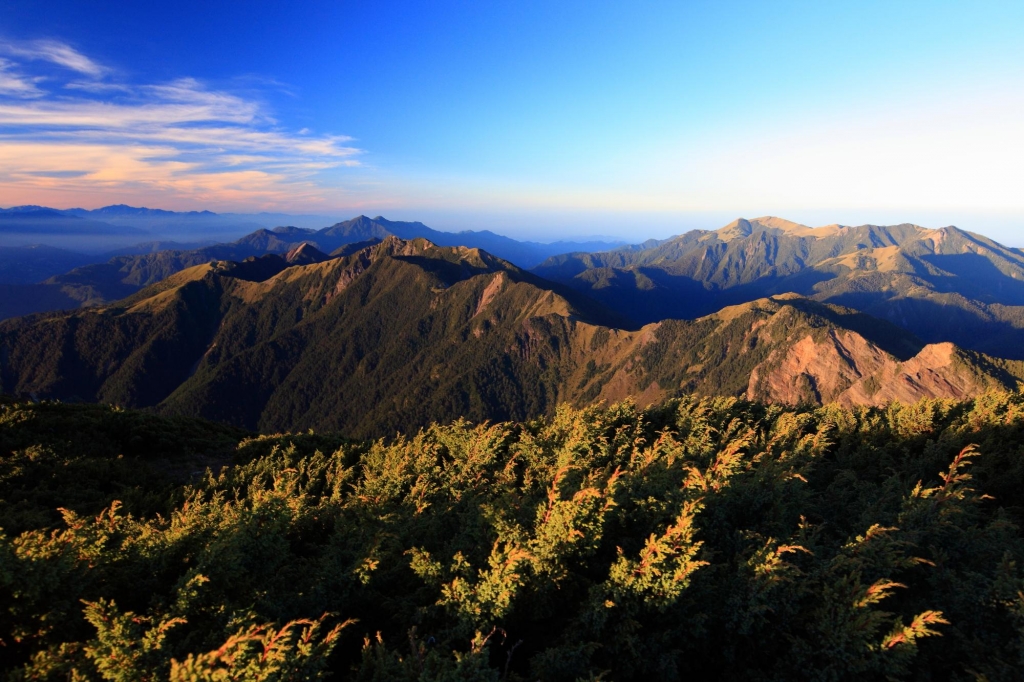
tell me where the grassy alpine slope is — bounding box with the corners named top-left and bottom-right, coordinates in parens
top-left (3, 392), bottom-right (1024, 680)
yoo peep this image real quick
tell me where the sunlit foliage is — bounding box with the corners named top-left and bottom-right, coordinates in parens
top-left (3, 392), bottom-right (1024, 680)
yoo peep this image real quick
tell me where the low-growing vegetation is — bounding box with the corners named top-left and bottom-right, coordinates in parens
top-left (2, 392), bottom-right (1024, 680)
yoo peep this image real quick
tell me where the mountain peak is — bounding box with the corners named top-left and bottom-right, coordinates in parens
top-left (713, 216), bottom-right (844, 241)
top-left (285, 242), bottom-right (330, 265)
top-left (752, 216), bottom-right (811, 232)
top-left (368, 236), bottom-right (511, 273)
top-left (716, 218), bottom-right (754, 240)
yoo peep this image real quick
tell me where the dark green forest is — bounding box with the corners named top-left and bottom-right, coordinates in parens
top-left (3, 392), bottom-right (1024, 680)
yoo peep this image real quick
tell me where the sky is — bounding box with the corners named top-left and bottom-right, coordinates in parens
top-left (1, 0), bottom-right (1023, 243)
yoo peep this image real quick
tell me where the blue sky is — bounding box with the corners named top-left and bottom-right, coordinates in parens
top-left (1, 1), bottom-right (1023, 242)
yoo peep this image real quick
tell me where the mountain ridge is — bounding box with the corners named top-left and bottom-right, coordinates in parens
top-left (0, 214), bottom-right (627, 320)
top-left (533, 216), bottom-right (1024, 359)
top-left (2, 238), bottom-right (1021, 437)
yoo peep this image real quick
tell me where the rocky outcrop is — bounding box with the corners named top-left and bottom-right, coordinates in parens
top-left (746, 329), bottom-right (1021, 408)
top-left (837, 342), bottom-right (1010, 407)
top-left (746, 330), bottom-right (891, 405)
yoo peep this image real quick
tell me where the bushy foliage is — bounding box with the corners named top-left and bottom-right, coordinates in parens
top-left (3, 393), bottom-right (1024, 680)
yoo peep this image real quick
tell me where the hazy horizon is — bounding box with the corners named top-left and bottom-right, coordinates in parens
top-left (4, 202), bottom-right (1023, 248)
top-left (2, 1), bottom-right (1022, 245)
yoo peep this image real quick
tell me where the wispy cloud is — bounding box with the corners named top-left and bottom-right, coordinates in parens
top-left (0, 58), bottom-right (43, 97)
top-left (0, 40), bottom-right (362, 210)
top-left (1, 39), bottom-right (107, 78)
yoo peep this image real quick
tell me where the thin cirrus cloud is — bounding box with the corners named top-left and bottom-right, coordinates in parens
top-left (0, 39), bottom-right (361, 210)
top-left (2, 38), bottom-right (108, 78)
top-left (0, 57), bottom-right (43, 97)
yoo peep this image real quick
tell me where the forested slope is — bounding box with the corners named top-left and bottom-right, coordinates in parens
top-left (3, 393), bottom-right (1024, 680)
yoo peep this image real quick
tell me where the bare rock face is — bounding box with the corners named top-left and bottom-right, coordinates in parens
top-left (837, 342), bottom-right (999, 407)
top-left (747, 330), bottom-right (892, 405)
top-left (746, 325), bottom-right (1018, 408)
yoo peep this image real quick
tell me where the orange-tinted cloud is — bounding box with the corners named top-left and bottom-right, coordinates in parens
top-left (0, 41), bottom-right (362, 211)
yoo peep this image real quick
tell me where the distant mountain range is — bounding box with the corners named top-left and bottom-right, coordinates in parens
top-left (0, 205), bottom-right (625, 261)
top-left (0, 206), bottom-right (147, 239)
top-left (0, 214), bottom-right (626, 319)
top-left (0, 204), bottom-right (340, 248)
top-left (2, 235), bottom-right (1020, 437)
top-left (534, 216), bottom-right (1024, 360)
